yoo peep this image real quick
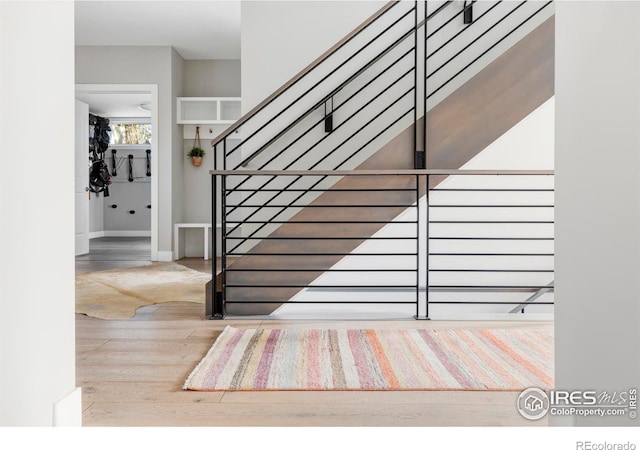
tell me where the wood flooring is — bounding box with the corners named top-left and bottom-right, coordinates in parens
top-left (76, 289), bottom-right (551, 426)
top-left (76, 241), bottom-right (551, 427)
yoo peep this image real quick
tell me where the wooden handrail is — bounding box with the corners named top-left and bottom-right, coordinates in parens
top-left (210, 169), bottom-right (554, 176)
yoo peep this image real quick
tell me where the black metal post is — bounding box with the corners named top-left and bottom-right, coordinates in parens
top-left (413, 2), bottom-right (423, 169)
top-left (220, 169), bottom-right (228, 318)
top-left (416, 173), bottom-right (430, 320)
top-left (423, 0), bottom-right (428, 170)
top-left (211, 171), bottom-right (224, 319)
top-left (415, 174), bottom-right (420, 317)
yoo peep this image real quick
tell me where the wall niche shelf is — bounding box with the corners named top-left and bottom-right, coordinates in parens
top-left (177, 97), bottom-right (241, 125)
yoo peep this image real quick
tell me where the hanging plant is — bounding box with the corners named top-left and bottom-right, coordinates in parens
top-left (187, 126), bottom-right (206, 166)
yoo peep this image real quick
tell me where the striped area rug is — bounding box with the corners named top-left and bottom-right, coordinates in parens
top-left (183, 326), bottom-right (553, 391)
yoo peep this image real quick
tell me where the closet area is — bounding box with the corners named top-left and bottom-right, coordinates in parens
top-left (75, 90), bottom-right (153, 264)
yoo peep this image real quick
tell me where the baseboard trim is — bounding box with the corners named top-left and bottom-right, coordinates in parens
top-left (104, 231), bottom-right (151, 237)
top-left (156, 250), bottom-right (174, 262)
top-left (53, 387), bottom-right (82, 427)
top-left (90, 231), bottom-right (151, 238)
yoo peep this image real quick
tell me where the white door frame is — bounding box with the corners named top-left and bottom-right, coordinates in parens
top-left (75, 84), bottom-right (160, 261)
top-left (75, 99), bottom-right (90, 256)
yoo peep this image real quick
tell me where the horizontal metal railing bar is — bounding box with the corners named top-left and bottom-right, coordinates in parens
top-left (430, 220), bottom-right (554, 224)
top-left (226, 252), bottom-right (419, 256)
top-left (224, 301), bottom-right (418, 304)
top-left (429, 237), bottom-right (554, 240)
top-left (429, 269), bottom-right (554, 273)
top-left (224, 204), bottom-right (417, 208)
top-left (428, 1), bottom-right (553, 100)
top-left (210, 0), bottom-right (399, 147)
top-left (429, 204), bottom-right (554, 208)
top-left (429, 252), bottom-right (554, 256)
top-left (297, 287), bottom-right (554, 293)
top-left (429, 301), bottom-right (554, 305)
top-left (225, 268), bottom-right (417, 273)
top-left (431, 188), bottom-right (555, 192)
top-left (211, 169), bottom-right (555, 176)
top-left (224, 236), bottom-right (417, 240)
top-left (224, 188), bottom-right (417, 193)
top-left (430, 285), bottom-right (555, 290)
top-left (224, 220), bottom-right (418, 224)
top-left (225, 285), bottom-right (418, 289)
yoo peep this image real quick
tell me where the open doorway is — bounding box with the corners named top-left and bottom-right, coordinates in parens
top-left (75, 84), bottom-right (159, 272)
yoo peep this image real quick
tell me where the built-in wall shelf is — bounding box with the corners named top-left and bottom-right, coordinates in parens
top-left (177, 97), bottom-right (241, 125)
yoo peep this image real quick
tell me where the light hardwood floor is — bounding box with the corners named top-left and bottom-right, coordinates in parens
top-left (76, 243), bottom-right (551, 427)
top-left (76, 297), bottom-right (551, 426)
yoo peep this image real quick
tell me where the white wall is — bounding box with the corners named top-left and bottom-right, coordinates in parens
top-left (0, 0), bottom-right (79, 425)
top-left (183, 59), bottom-right (241, 97)
top-left (75, 46), bottom-right (180, 260)
top-left (241, 0), bottom-right (386, 113)
top-left (555, 1), bottom-right (640, 426)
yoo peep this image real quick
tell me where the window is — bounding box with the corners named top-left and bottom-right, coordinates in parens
top-left (109, 120), bottom-right (152, 146)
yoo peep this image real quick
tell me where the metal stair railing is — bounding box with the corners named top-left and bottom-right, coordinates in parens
top-left (207, 1), bottom-right (556, 319)
top-left (210, 170), bottom-right (555, 319)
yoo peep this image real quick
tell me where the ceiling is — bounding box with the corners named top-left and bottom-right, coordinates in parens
top-left (75, 1), bottom-right (240, 117)
top-left (75, 91), bottom-right (152, 118)
top-left (75, 0), bottom-right (241, 60)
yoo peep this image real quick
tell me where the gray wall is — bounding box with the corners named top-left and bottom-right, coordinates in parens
top-left (76, 46), bottom-right (182, 259)
top-left (181, 60), bottom-right (241, 256)
top-left (555, 0), bottom-right (640, 426)
top-left (1, 1), bottom-right (78, 425)
top-left (183, 59), bottom-right (241, 97)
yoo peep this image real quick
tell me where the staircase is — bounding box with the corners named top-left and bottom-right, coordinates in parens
top-left (207, 1), bottom-right (555, 318)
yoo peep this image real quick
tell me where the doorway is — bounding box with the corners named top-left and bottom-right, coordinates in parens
top-left (75, 84), bottom-right (159, 268)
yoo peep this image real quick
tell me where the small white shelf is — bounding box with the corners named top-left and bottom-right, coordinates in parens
top-left (177, 97), bottom-right (242, 125)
